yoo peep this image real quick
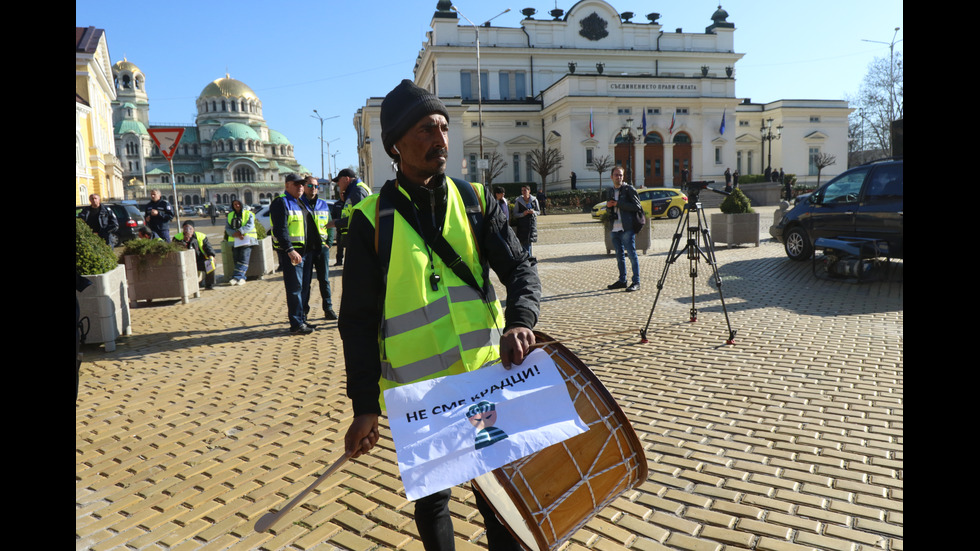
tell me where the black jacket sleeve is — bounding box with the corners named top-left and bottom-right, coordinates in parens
top-left (338, 208), bottom-right (385, 416)
top-left (269, 197), bottom-right (293, 252)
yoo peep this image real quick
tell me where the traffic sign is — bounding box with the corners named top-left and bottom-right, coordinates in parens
top-left (148, 127), bottom-right (185, 161)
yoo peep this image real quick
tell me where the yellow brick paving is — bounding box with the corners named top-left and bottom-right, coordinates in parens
top-left (76, 209), bottom-right (902, 551)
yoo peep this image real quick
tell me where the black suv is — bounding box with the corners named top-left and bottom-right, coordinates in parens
top-left (76, 202), bottom-right (146, 244)
top-left (770, 158), bottom-right (903, 260)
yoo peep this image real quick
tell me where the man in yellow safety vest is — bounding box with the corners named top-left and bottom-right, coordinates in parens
top-left (340, 79), bottom-right (540, 550)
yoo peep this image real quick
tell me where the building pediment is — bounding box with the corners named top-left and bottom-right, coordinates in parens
top-left (803, 131), bottom-right (829, 142)
top-left (504, 135), bottom-right (540, 147)
top-left (463, 135), bottom-right (500, 148)
top-left (735, 133), bottom-right (761, 145)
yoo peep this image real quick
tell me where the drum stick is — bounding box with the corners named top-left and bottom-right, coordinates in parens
top-left (254, 451), bottom-right (351, 533)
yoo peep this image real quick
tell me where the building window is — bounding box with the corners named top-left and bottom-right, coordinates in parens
top-left (810, 116), bottom-right (821, 123)
top-left (513, 154), bottom-right (521, 182)
top-left (617, 107), bottom-right (631, 115)
top-left (177, 175), bottom-right (185, 183)
top-left (809, 147), bottom-right (820, 175)
top-left (739, 120), bottom-right (750, 127)
top-left (467, 154), bottom-right (478, 182)
top-left (460, 70), bottom-right (488, 101)
top-left (646, 108), bottom-right (660, 115)
top-left (516, 121), bottom-right (528, 127)
top-left (715, 147), bottom-right (722, 164)
top-left (526, 153), bottom-right (533, 182)
top-left (676, 108), bottom-right (689, 115)
top-left (499, 71), bottom-right (527, 100)
top-left (586, 147), bottom-right (594, 166)
top-left (234, 166), bottom-right (255, 183)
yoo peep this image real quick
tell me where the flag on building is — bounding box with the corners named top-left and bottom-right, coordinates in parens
top-left (642, 110), bottom-right (647, 138)
top-left (589, 107), bottom-right (594, 137)
top-left (668, 111), bottom-right (675, 135)
top-left (719, 107), bottom-right (726, 135)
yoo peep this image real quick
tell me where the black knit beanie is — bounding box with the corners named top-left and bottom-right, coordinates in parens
top-left (381, 79), bottom-right (449, 159)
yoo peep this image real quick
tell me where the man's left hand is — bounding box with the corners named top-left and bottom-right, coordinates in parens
top-left (500, 327), bottom-right (535, 369)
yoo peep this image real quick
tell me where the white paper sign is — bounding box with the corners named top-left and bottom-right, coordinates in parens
top-left (384, 348), bottom-right (587, 501)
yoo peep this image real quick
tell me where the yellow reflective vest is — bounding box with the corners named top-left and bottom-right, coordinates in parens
top-left (355, 178), bottom-right (505, 406)
top-left (226, 210), bottom-right (257, 242)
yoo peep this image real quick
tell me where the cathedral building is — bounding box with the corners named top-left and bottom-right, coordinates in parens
top-left (111, 61), bottom-right (309, 206)
top-left (355, 1), bottom-right (850, 193)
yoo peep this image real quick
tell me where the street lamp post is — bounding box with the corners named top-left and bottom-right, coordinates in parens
top-left (620, 116), bottom-right (636, 184)
top-left (862, 27), bottom-right (903, 124)
top-left (311, 110), bottom-right (338, 180)
top-left (322, 138), bottom-right (340, 180)
top-left (760, 118), bottom-right (782, 176)
top-left (451, 5), bottom-right (510, 182)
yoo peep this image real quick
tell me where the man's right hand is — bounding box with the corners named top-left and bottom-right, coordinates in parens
top-left (345, 414), bottom-right (380, 459)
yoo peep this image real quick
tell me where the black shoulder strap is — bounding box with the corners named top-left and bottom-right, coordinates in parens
top-left (376, 178), bottom-right (487, 299)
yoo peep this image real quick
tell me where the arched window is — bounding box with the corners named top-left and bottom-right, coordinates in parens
top-left (645, 133), bottom-right (663, 144)
top-left (135, 76), bottom-right (143, 90)
top-left (240, 100), bottom-right (246, 111)
top-left (222, 100), bottom-right (227, 111)
top-left (233, 166), bottom-right (255, 183)
top-left (673, 133), bottom-right (691, 144)
top-left (122, 74), bottom-right (131, 89)
top-left (237, 139), bottom-right (244, 152)
top-left (212, 100), bottom-right (217, 111)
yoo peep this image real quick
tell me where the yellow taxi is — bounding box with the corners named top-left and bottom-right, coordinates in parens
top-left (591, 187), bottom-right (688, 220)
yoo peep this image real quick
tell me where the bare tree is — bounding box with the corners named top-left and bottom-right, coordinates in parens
top-left (589, 155), bottom-right (614, 188)
top-left (483, 151), bottom-right (507, 186)
top-left (813, 153), bottom-right (837, 187)
top-left (848, 51), bottom-right (903, 155)
top-left (528, 147), bottom-right (564, 195)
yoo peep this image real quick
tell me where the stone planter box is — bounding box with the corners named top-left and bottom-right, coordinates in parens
top-left (77, 264), bottom-right (131, 352)
top-left (123, 248), bottom-right (200, 306)
top-left (220, 236), bottom-right (275, 283)
top-left (603, 219), bottom-right (652, 254)
top-left (710, 212), bottom-right (761, 247)
top-left (739, 182), bottom-right (782, 207)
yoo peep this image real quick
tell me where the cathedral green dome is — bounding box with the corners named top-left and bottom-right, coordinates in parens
top-left (212, 122), bottom-right (261, 141)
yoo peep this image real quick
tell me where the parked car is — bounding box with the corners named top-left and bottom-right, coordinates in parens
top-left (592, 187), bottom-right (688, 220)
top-left (76, 202), bottom-right (146, 244)
top-left (770, 158), bottom-right (903, 261)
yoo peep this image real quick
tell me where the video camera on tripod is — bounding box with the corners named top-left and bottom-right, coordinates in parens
top-left (682, 180), bottom-right (729, 204)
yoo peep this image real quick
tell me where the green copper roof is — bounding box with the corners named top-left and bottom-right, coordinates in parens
top-left (115, 119), bottom-right (148, 135)
top-left (212, 122), bottom-right (261, 142)
top-left (268, 129), bottom-right (291, 145)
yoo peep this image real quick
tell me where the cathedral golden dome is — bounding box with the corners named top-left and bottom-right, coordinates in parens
top-left (199, 74), bottom-right (259, 100)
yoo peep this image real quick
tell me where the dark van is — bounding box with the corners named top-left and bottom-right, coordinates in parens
top-left (770, 158), bottom-right (903, 261)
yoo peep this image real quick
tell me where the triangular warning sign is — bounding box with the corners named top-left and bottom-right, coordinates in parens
top-left (148, 127), bottom-right (185, 161)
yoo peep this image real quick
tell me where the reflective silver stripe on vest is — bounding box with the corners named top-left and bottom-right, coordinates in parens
top-left (382, 296), bottom-right (451, 338)
top-left (380, 326), bottom-right (504, 383)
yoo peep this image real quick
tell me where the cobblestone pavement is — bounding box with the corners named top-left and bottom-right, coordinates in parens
top-left (76, 209), bottom-right (903, 551)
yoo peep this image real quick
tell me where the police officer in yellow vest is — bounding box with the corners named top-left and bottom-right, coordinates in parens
top-left (271, 173), bottom-right (327, 335)
top-left (331, 168), bottom-right (372, 267)
top-left (340, 79), bottom-right (540, 551)
top-left (301, 175), bottom-right (338, 320)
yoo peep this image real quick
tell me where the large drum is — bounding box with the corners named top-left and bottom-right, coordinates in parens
top-left (473, 332), bottom-right (648, 551)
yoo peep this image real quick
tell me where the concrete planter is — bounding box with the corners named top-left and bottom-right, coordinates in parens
top-left (77, 264), bottom-right (131, 352)
top-left (711, 212), bottom-right (761, 247)
top-left (603, 219), bottom-right (652, 254)
top-left (220, 236), bottom-right (275, 283)
top-left (123, 248), bottom-right (200, 306)
top-left (739, 182), bottom-right (782, 207)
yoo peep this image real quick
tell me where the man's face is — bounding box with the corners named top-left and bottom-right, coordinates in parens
top-left (285, 179), bottom-right (303, 199)
top-left (303, 180), bottom-right (317, 200)
top-left (90, 195), bottom-right (101, 208)
top-left (468, 409), bottom-right (497, 430)
top-left (150, 191), bottom-right (161, 202)
top-left (494, 191), bottom-right (504, 202)
top-left (337, 177), bottom-right (350, 193)
top-left (611, 168), bottom-right (624, 187)
top-left (393, 113), bottom-right (449, 183)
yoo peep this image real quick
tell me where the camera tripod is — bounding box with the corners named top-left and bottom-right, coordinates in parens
top-left (640, 183), bottom-right (737, 345)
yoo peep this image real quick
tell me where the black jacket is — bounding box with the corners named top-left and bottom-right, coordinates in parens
top-left (78, 205), bottom-right (119, 242)
top-left (607, 184), bottom-right (643, 232)
top-left (339, 174), bottom-right (541, 416)
top-left (144, 199), bottom-right (174, 232)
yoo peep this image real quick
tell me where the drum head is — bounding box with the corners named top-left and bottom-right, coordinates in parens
top-left (473, 331), bottom-right (647, 551)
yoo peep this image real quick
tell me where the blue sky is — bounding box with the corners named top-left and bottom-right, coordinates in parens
top-left (76, 0), bottom-right (903, 179)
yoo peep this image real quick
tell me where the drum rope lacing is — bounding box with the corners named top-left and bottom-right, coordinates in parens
top-left (505, 347), bottom-right (646, 545)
